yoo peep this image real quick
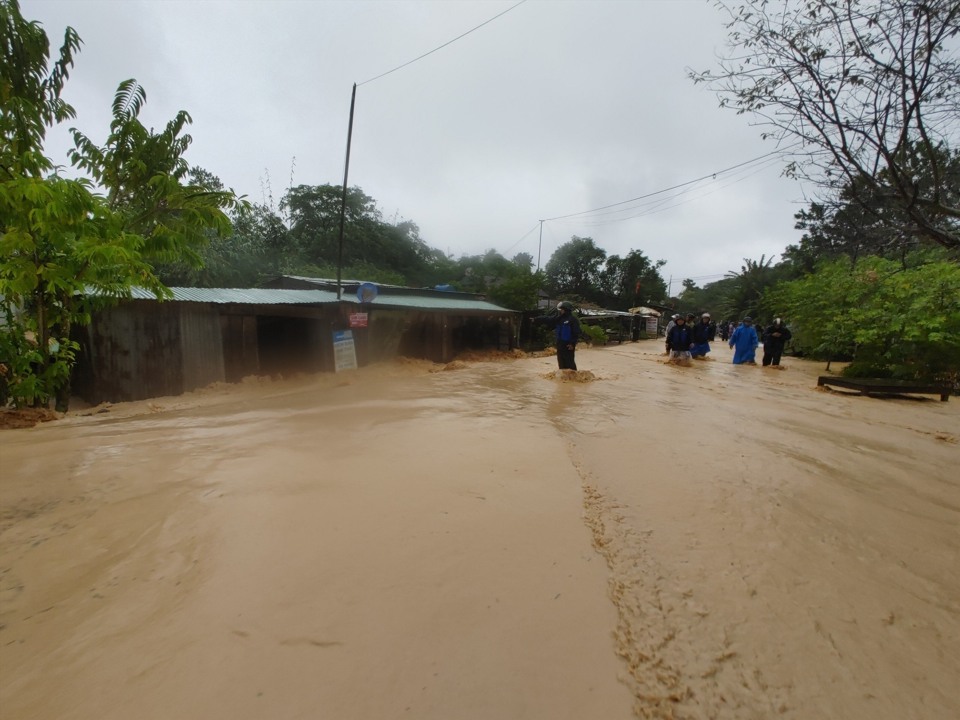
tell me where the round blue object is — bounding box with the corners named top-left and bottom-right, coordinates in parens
top-left (357, 283), bottom-right (378, 303)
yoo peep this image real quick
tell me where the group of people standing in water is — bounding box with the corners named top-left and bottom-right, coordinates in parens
top-left (665, 313), bottom-right (792, 367)
top-left (664, 312), bottom-right (716, 365)
top-left (534, 301), bottom-right (793, 373)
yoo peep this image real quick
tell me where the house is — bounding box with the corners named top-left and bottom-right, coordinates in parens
top-left (72, 278), bottom-right (517, 403)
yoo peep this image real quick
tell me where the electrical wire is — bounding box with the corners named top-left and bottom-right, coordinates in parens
top-left (552, 154), bottom-right (785, 228)
top-left (500, 222), bottom-right (542, 256)
top-left (541, 146), bottom-right (797, 222)
top-left (358, 0), bottom-right (528, 87)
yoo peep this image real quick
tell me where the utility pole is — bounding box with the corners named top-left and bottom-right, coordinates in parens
top-left (536, 220), bottom-right (543, 272)
top-left (335, 83), bottom-right (358, 300)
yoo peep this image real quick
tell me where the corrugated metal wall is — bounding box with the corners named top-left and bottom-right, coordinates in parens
top-left (75, 301), bottom-right (203, 403)
top-left (179, 304), bottom-right (226, 392)
top-left (73, 296), bottom-right (517, 403)
top-left (221, 315), bottom-right (260, 383)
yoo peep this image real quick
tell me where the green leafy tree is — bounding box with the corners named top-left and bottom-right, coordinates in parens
top-left (511, 252), bottom-right (534, 270)
top-left (450, 249), bottom-right (541, 310)
top-left (692, 0), bottom-right (960, 250)
top-left (543, 236), bottom-right (606, 302)
top-left (675, 275), bottom-right (741, 324)
top-left (599, 250), bottom-right (667, 310)
top-left (787, 148), bottom-right (960, 272)
top-left (1, 175), bottom-right (166, 408)
top-left (70, 79), bottom-right (238, 265)
top-left (723, 254), bottom-right (779, 321)
top-left (195, 200), bottom-right (293, 286)
top-left (282, 183), bottom-right (436, 284)
top-left (1, 0), bottom-right (147, 409)
top-left (1, 2), bottom-right (239, 409)
top-left (0, 0), bottom-right (80, 176)
top-left (765, 251), bottom-right (960, 383)
top-left (150, 168), bottom-right (273, 287)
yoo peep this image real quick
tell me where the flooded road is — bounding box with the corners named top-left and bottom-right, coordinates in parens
top-left (1, 341), bottom-right (957, 719)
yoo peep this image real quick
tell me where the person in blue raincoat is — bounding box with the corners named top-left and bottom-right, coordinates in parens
top-left (729, 316), bottom-right (759, 364)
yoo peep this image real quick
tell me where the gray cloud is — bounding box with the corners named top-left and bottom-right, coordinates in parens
top-left (28, 0), bottom-right (810, 285)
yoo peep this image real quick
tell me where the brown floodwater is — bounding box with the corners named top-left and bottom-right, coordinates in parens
top-left (1, 341), bottom-right (957, 719)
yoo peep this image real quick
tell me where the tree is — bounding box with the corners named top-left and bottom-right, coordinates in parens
top-left (511, 252), bottom-right (534, 270)
top-left (146, 168), bottom-right (275, 287)
top-left (282, 183), bottom-right (437, 284)
top-left (723, 254), bottom-right (780, 321)
top-left (599, 250), bottom-right (667, 310)
top-left (1, 0), bottom-right (144, 409)
top-left (70, 79), bottom-right (238, 266)
top-left (1, 0), bottom-right (80, 176)
top-left (787, 148), bottom-right (960, 271)
top-left (543, 236), bottom-right (607, 302)
top-left (691, 0), bottom-right (960, 249)
top-left (449, 249), bottom-right (541, 310)
top-left (677, 276), bottom-right (740, 320)
top-left (1, 2), bottom-right (239, 409)
top-left (764, 251), bottom-right (960, 383)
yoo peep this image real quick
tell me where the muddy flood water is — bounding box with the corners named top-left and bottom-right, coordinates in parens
top-left (1, 339), bottom-right (957, 720)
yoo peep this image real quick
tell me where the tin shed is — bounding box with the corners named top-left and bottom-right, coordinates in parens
top-left (73, 282), bottom-right (517, 403)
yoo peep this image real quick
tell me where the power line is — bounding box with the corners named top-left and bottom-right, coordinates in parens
top-left (551, 154), bottom-right (785, 227)
top-left (358, 0), bottom-right (528, 87)
top-left (541, 148), bottom-right (794, 222)
top-left (501, 222), bottom-right (542, 255)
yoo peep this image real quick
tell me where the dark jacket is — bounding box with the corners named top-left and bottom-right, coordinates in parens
top-left (667, 323), bottom-right (693, 351)
top-left (692, 320), bottom-right (713, 344)
top-left (763, 323), bottom-right (792, 348)
top-left (536, 312), bottom-right (581, 346)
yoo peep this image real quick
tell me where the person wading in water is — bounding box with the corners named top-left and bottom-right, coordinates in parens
top-left (534, 301), bottom-right (582, 371)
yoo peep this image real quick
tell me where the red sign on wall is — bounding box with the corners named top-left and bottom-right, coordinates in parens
top-left (349, 313), bottom-right (368, 328)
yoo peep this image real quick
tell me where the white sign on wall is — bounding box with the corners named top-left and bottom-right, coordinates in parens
top-left (332, 330), bottom-right (358, 372)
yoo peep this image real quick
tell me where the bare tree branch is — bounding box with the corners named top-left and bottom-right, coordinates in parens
top-left (691, 0), bottom-right (960, 249)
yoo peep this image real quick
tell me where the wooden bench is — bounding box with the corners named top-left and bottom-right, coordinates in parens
top-left (817, 376), bottom-right (950, 402)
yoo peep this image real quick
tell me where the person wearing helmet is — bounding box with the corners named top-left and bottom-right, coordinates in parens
top-left (690, 312), bottom-right (714, 359)
top-left (666, 313), bottom-right (694, 365)
top-left (533, 301), bottom-right (582, 370)
top-left (728, 316), bottom-right (759, 365)
top-left (762, 317), bottom-right (792, 367)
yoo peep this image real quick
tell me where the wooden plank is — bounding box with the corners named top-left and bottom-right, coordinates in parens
top-left (817, 376), bottom-right (949, 402)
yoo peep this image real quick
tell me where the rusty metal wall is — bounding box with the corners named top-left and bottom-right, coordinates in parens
top-left (73, 297), bottom-right (514, 403)
top-left (75, 301), bottom-right (185, 403)
top-left (221, 315), bottom-right (260, 383)
top-left (179, 304), bottom-right (226, 393)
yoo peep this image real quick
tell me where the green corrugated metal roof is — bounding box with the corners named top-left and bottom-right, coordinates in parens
top-left (281, 275), bottom-right (410, 290)
top-left (127, 287), bottom-right (341, 304)
top-left (364, 295), bottom-right (514, 312)
top-left (120, 286), bottom-right (514, 313)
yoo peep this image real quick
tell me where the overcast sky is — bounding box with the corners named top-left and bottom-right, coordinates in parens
top-left (27, 0), bottom-right (814, 290)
